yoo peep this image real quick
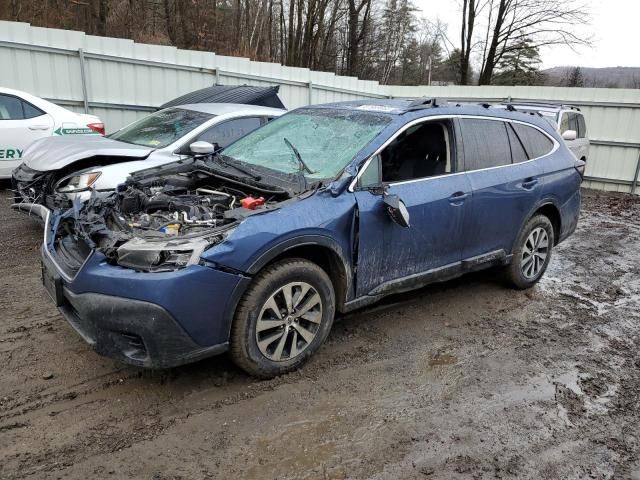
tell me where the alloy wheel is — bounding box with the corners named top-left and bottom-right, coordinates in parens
top-left (255, 282), bottom-right (323, 362)
top-left (521, 227), bottom-right (549, 279)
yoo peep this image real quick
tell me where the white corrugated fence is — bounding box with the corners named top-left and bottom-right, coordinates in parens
top-left (1, 21), bottom-right (639, 194)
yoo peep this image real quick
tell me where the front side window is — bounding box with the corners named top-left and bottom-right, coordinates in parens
top-left (109, 107), bottom-right (214, 148)
top-left (222, 108), bottom-right (391, 180)
top-left (460, 118), bottom-right (512, 171)
top-left (379, 120), bottom-right (453, 183)
top-left (560, 113), bottom-right (570, 133)
top-left (577, 114), bottom-right (587, 138)
top-left (512, 123), bottom-right (554, 159)
top-left (567, 113), bottom-right (580, 135)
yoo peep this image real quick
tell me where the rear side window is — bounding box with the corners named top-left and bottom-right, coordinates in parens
top-left (568, 113), bottom-right (579, 135)
top-left (577, 114), bottom-right (587, 138)
top-left (507, 124), bottom-right (529, 163)
top-left (511, 123), bottom-right (554, 159)
top-left (459, 118), bottom-right (511, 170)
top-left (0, 95), bottom-right (45, 120)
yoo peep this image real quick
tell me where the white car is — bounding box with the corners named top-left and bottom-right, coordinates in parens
top-left (499, 103), bottom-right (590, 161)
top-left (0, 87), bottom-right (103, 178)
top-left (12, 103), bottom-right (285, 210)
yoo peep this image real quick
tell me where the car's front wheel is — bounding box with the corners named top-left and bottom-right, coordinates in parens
top-left (230, 258), bottom-right (335, 378)
top-left (505, 214), bottom-right (554, 289)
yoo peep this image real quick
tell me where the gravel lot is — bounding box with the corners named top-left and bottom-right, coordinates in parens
top-left (1, 185), bottom-right (639, 480)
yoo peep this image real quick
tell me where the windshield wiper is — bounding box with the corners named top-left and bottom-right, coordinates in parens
top-left (213, 153), bottom-right (262, 181)
top-left (283, 137), bottom-right (316, 174)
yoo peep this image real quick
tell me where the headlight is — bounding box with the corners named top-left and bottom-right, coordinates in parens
top-left (116, 229), bottom-right (235, 272)
top-left (116, 237), bottom-right (209, 272)
top-left (55, 172), bottom-right (101, 193)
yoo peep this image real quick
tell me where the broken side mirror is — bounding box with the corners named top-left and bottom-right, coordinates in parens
top-left (189, 141), bottom-right (215, 155)
top-left (383, 194), bottom-right (410, 228)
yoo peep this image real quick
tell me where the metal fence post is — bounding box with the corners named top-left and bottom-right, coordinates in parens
top-left (631, 150), bottom-right (640, 195)
top-left (77, 48), bottom-right (89, 113)
top-left (308, 80), bottom-right (313, 105)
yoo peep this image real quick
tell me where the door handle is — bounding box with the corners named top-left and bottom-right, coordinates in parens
top-left (28, 124), bottom-right (50, 130)
top-left (522, 178), bottom-right (538, 190)
top-left (448, 191), bottom-right (470, 205)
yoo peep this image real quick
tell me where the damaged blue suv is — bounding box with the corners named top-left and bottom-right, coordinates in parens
top-left (36, 98), bottom-right (583, 377)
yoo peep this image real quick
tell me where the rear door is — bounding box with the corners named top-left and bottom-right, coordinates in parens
top-left (353, 118), bottom-right (472, 297)
top-left (460, 118), bottom-right (545, 259)
top-left (0, 94), bottom-right (54, 177)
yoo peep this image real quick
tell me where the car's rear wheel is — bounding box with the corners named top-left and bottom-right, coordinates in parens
top-left (504, 214), bottom-right (554, 289)
top-left (230, 258), bottom-right (335, 378)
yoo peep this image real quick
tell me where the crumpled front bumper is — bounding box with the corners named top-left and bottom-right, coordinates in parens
top-left (12, 164), bottom-right (73, 213)
top-left (37, 205), bottom-right (251, 368)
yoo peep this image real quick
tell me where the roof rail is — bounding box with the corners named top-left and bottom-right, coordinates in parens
top-left (404, 97), bottom-right (448, 112)
top-left (499, 100), bottom-right (581, 112)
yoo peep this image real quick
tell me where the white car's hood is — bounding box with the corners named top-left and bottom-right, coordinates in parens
top-left (23, 135), bottom-right (153, 172)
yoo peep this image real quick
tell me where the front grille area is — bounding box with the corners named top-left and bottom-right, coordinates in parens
top-left (53, 220), bottom-right (93, 277)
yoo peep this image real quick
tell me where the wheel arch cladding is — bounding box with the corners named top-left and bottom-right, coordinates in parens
top-left (533, 202), bottom-right (562, 245)
top-left (248, 241), bottom-right (350, 313)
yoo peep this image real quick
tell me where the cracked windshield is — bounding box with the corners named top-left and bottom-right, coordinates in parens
top-left (222, 108), bottom-right (391, 179)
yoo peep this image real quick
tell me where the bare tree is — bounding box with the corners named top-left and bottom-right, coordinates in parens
top-left (476, 0), bottom-right (590, 85)
top-left (346, 0), bottom-right (373, 76)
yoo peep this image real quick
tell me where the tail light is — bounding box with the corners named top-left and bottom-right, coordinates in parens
top-left (87, 122), bottom-right (105, 135)
top-left (575, 160), bottom-right (586, 180)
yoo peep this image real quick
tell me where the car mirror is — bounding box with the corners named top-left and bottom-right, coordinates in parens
top-left (383, 194), bottom-right (410, 228)
top-left (562, 129), bottom-right (577, 141)
top-left (189, 141), bottom-right (215, 155)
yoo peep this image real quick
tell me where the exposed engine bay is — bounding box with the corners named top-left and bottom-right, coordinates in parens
top-left (54, 161), bottom-right (292, 273)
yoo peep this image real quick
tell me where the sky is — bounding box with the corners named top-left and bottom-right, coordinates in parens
top-left (413, 0), bottom-right (640, 69)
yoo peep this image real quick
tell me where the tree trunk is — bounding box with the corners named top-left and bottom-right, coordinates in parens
top-left (478, 0), bottom-right (507, 85)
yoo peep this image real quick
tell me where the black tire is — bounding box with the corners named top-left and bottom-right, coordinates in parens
top-left (230, 258), bottom-right (335, 378)
top-left (504, 214), bottom-right (554, 289)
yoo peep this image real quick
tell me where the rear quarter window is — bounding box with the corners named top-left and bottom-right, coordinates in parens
top-left (22, 101), bottom-right (45, 119)
top-left (512, 123), bottom-right (554, 159)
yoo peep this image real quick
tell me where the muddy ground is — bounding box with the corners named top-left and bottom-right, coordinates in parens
top-left (1, 186), bottom-right (639, 480)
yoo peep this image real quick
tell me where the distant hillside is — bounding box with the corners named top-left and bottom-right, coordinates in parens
top-left (542, 66), bottom-right (640, 88)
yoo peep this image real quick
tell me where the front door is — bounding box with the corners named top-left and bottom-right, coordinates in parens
top-left (352, 118), bottom-right (472, 297)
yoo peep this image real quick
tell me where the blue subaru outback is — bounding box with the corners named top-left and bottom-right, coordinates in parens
top-left (36, 98), bottom-right (583, 377)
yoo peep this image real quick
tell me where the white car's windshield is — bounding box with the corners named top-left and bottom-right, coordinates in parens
top-left (222, 108), bottom-right (392, 179)
top-left (110, 108), bottom-right (214, 148)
